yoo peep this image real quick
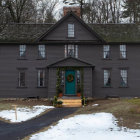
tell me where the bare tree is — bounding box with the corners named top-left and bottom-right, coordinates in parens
top-left (37, 0), bottom-right (58, 23)
top-left (83, 0), bottom-right (122, 24)
top-left (3, 0), bottom-right (36, 23)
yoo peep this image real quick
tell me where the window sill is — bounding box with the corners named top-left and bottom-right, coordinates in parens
top-left (119, 58), bottom-right (128, 60)
top-left (66, 37), bottom-right (75, 39)
top-left (37, 86), bottom-right (47, 88)
top-left (102, 86), bottom-right (112, 88)
top-left (102, 58), bottom-right (112, 60)
top-left (17, 58), bottom-right (27, 60)
top-left (36, 58), bottom-right (47, 60)
top-left (17, 86), bottom-right (27, 88)
top-left (119, 86), bottom-right (129, 88)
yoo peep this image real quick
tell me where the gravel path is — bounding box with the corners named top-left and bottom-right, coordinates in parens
top-left (0, 107), bottom-right (78, 140)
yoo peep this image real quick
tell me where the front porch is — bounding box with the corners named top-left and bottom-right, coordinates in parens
top-left (47, 57), bottom-right (95, 99)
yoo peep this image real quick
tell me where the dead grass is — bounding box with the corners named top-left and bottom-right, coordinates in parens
top-left (74, 98), bottom-right (140, 129)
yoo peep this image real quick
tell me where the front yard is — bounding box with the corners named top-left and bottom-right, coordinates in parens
top-left (24, 98), bottom-right (140, 140)
top-left (0, 99), bottom-right (53, 123)
top-left (0, 98), bottom-right (140, 140)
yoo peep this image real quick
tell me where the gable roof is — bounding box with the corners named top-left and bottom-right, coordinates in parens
top-left (47, 57), bottom-right (95, 68)
top-left (38, 11), bottom-right (105, 43)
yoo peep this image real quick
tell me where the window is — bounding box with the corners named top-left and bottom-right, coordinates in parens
top-left (68, 24), bottom-right (74, 37)
top-left (64, 45), bottom-right (78, 58)
top-left (61, 71), bottom-right (65, 85)
top-left (104, 69), bottom-right (111, 87)
top-left (120, 45), bottom-right (126, 59)
top-left (38, 45), bottom-right (46, 58)
top-left (38, 69), bottom-right (45, 87)
top-left (76, 70), bottom-right (81, 84)
top-left (18, 71), bottom-right (26, 87)
top-left (19, 45), bottom-right (26, 58)
top-left (103, 45), bottom-right (110, 59)
top-left (120, 69), bottom-right (128, 87)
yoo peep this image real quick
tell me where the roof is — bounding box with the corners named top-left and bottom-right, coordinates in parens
top-left (89, 24), bottom-right (140, 43)
top-left (0, 13), bottom-right (140, 44)
top-left (0, 23), bottom-right (53, 43)
top-left (38, 12), bottom-right (105, 43)
top-left (47, 57), bottom-right (95, 68)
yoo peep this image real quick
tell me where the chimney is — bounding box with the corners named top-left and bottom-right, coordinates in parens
top-left (63, 6), bottom-right (81, 17)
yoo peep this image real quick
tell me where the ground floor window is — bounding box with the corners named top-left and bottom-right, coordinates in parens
top-left (104, 69), bottom-right (111, 87)
top-left (18, 71), bottom-right (26, 87)
top-left (38, 69), bottom-right (45, 87)
top-left (120, 69), bottom-right (128, 87)
top-left (76, 70), bottom-right (81, 84)
top-left (61, 70), bottom-right (65, 85)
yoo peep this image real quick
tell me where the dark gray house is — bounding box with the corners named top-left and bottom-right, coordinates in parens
top-left (0, 9), bottom-right (140, 98)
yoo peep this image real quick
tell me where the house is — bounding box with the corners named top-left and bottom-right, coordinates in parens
top-left (0, 7), bottom-right (140, 98)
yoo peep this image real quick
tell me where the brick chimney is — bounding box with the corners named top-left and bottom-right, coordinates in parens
top-left (63, 6), bottom-right (81, 17)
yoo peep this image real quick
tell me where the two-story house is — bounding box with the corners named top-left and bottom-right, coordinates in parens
top-left (0, 7), bottom-right (140, 98)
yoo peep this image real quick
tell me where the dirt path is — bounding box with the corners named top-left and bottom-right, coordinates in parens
top-left (0, 107), bottom-right (78, 140)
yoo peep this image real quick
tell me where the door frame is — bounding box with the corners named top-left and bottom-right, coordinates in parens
top-left (64, 70), bottom-right (77, 96)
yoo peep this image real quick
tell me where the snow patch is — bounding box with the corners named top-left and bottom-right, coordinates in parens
top-left (92, 104), bottom-right (99, 107)
top-left (0, 105), bottom-right (54, 123)
top-left (30, 113), bottom-right (140, 140)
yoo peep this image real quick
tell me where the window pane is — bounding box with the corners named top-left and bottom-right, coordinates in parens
top-left (20, 45), bottom-right (26, 57)
top-left (104, 70), bottom-right (111, 87)
top-left (38, 70), bottom-right (45, 87)
top-left (19, 71), bottom-right (25, 87)
top-left (61, 71), bottom-right (64, 85)
top-left (120, 70), bottom-right (127, 87)
top-left (120, 45), bottom-right (126, 59)
top-left (68, 45), bottom-right (75, 57)
top-left (103, 45), bottom-right (110, 59)
top-left (39, 45), bottom-right (46, 58)
top-left (77, 70), bottom-right (80, 84)
top-left (68, 24), bottom-right (74, 37)
top-left (65, 45), bottom-right (78, 58)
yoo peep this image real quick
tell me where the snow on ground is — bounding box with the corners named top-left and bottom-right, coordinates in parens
top-left (0, 105), bottom-right (54, 123)
top-left (92, 104), bottom-right (99, 107)
top-left (30, 113), bottom-right (140, 140)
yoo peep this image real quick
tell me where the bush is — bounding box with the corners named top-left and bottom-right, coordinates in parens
top-left (57, 101), bottom-right (63, 105)
top-left (53, 96), bottom-right (58, 106)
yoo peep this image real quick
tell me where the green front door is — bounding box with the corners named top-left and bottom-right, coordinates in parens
top-left (65, 70), bottom-right (76, 95)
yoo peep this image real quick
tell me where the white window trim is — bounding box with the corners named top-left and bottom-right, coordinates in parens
top-left (68, 24), bottom-right (75, 37)
top-left (38, 69), bottom-right (45, 87)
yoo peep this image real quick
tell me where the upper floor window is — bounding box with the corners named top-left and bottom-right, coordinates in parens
top-left (103, 45), bottom-right (110, 59)
top-left (37, 69), bottom-right (45, 87)
top-left (104, 69), bottom-right (111, 87)
top-left (18, 70), bottom-right (26, 87)
top-left (120, 45), bottom-right (126, 59)
top-left (38, 45), bottom-right (46, 59)
top-left (19, 45), bottom-right (26, 58)
top-left (68, 24), bottom-right (74, 37)
top-left (64, 45), bottom-right (78, 58)
top-left (120, 69), bottom-right (128, 87)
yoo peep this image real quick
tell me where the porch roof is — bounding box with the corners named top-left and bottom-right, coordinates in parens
top-left (47, 57), bottom-right (95, 68)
